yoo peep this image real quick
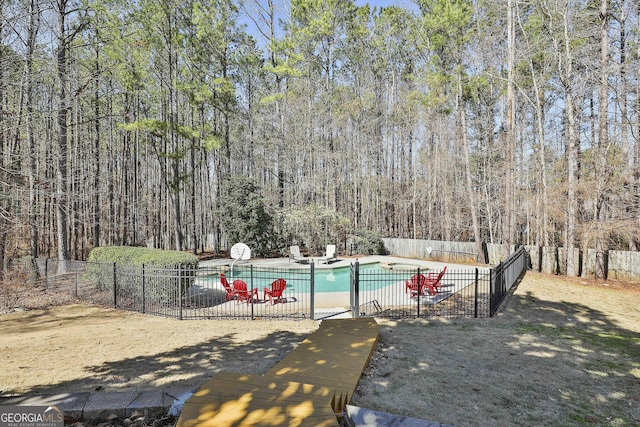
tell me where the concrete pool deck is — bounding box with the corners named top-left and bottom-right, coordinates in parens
top-left (199, 254), bottom-right (445, 270)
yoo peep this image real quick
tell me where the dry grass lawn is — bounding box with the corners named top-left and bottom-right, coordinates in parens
top-left (1, 271), bottom-right (639, 426)
top-left (352, 273), bottom-right (640, 426)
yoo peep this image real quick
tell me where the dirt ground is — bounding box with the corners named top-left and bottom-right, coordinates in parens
top-left (1, 272), bottom-right (639, 426)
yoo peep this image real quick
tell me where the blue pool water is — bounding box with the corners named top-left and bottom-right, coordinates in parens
top-left (226, 263), bottom-right (406, 293)
top-left (314, 265), bottom-right (356, 292)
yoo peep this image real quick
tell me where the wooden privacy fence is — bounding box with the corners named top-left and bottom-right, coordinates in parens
top-left (524, 246), bottom-right (640, 279)
top-left (383, 238), bottom-right (640, 280)
top-left (383, 238), bottom-right (481, 263)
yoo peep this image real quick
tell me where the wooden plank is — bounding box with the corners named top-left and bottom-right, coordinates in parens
top-left (267, 318), bottom-right (379, 395)
top-left (187, 374), bottom-right (334, 404)
top-left (178, 406), bottom-right (339, 427)
top-left (178, 374), bottom-right (339, 427)
top-left (176, 318), bottom-right (379, 427)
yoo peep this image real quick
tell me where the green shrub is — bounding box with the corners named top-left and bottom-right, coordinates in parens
top-left (219, 176), bottom-right (275, 257)
top-left (281, 204), bottom-right (352, 255)
top-left (87, 246), bottom-right (198, 267)
top-left (86, 246), bottom-right (199, 303)
top-left (350, 230), bottom-right (387, 255)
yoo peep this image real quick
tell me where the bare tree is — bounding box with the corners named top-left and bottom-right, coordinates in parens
top-left (24, 0), bottom-right (41, 258)
top-left (594, 0), bottom-right (610, 279)
top-left (53, 0), bottom-right (87, 265)
top-left (504, 0), bottom-right (516, 251)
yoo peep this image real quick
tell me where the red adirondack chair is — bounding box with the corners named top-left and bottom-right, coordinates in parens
top-left (405, 266), bottom-right (447, 297)
top-left (220, 273), bottom-right (236, 301)
top-left (232, 279), bottom-right (258, 304)
top-left (422, 266), bottom-right (447, 296)
top-left (263, 279), bottom-right (287, 305)
top-left (405, 273), bottom-right (427, 297)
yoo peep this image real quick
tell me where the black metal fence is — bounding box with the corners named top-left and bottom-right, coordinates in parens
top-left (489, 246), bottom-right (530, 316)
top-left (37, 261), bottom-right (315, 320)
top-left (351, 264), bottom-right (491, 319)
top-left (349, 247), bottom-right (529, 319)
top-left (35, 249), bottom-right (529, 320)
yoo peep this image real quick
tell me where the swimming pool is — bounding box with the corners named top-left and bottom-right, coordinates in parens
top-left (227, 262), bottom-right (419, 293)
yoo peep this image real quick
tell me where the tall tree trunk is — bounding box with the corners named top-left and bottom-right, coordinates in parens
top-left (163, 4), bottom-right (183, 251)
top-left (93, 36), bottom-right (101, 249)
top-left (535, 89), bottom-right (549, 247)
top-left (26, 0), bottom-right (40, 258)
top-left (459, 76), bottom-right (484, 259)
top-left (594, 0), bottom-right (609, 279)
top-left (617, 4), bottom-right (628, 174)
top-left (634, 1), bottom-right (640, 251)
top-left (504, 0), bottom-right (516, 251)
top-left (56, 0), bottom-right (71, 267)
top-left (516, 2), bottom-right (550, 247)
top-left (0, 0), bottom-right (6, 273)
top-left (562, 0), bottom-right (579, 276)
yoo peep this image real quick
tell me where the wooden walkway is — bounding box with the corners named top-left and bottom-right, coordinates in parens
top-left (176, 317), bottom-right (380, 427)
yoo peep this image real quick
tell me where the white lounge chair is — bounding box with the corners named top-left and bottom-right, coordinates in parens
top-left (317, 245), bottom-right (337, 264)
top-left (289, 245), bottom-right (309, 263)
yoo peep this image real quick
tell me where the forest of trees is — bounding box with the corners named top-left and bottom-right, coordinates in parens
top-left (0, 0), bottom-right (638, 278)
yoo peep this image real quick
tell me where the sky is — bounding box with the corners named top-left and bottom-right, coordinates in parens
top-left (354, 0), bottom-right (415, 9)
top-left (240, 0), bottom-right (419, 48)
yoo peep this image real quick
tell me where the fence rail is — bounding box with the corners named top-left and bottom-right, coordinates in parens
top-left (489, 246), bottom-right (529, 316)
top-left (35, 250), bottom-right (529, 321)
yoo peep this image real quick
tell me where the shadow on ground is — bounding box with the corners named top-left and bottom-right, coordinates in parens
top-left (351, 275), bottom-right (640, 426)
top-left (1, 306), bottom-right (313, 397)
